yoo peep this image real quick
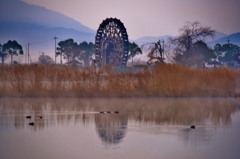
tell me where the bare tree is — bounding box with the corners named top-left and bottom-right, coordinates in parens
top-left (169, 21), bottom-right (215, 66)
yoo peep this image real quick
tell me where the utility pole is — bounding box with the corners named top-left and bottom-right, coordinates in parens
top-left (227, 37), bottom-right (231, 54)
top-left (28, 42), bottom-right (30, 64)
top-left (162, 40), bottom-right (165, 59)
top-left (25, 46), bottom-right (28, 64)
top-left (54, 36), bottom-right (58, 64)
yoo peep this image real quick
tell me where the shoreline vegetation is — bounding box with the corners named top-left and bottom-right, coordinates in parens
top-left (0, 64), bottom-right (240, 98)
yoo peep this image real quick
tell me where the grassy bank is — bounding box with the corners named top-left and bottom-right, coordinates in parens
top-left (0, 64), bottom-right (239, 97)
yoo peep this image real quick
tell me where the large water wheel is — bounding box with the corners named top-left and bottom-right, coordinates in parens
top-left (95, 18), bottom-right (129, 69)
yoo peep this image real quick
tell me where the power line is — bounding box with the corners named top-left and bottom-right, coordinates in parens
top-left (30, 38), bottom-right (53, 45)
top-left (22, 38), bottom-right (54, 46)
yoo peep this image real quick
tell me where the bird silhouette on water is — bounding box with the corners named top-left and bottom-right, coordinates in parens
top-left (190, 125), bottom-right (195, 129)
top-left (29, 122), bottom-right (34, 126)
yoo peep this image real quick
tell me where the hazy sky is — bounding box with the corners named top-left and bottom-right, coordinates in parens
top-left (22, 0), bottom-right (240, 39)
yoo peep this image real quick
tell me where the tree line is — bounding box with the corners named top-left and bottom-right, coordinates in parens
top-left (55, 39), bottom-right (94, 66)
top-left (127, 21), bottom-right (240, 69)
top-left (0, 39), bottom-right (140, 67)
top-left (1, 21), bottom-right (240, 68)
top-left (167, 21), bottom-right (240, 68)
top-left (0, 40), bottom-right (95, 66)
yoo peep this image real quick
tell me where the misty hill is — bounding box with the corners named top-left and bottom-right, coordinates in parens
top-left (208, 32), bottom-right (240, 47)
top-left (0, 0), bottom-right (95, 33)
top-left (0, 21), bottom-right (95, 43)
top-left (0, 21), bottom-right (95, 63)
top-left (133, 35), bottom-right (172, 47)
top-left (0, 0), bottom-right (96, 62)
top-left (205, 31), bottom-right (227, 43)
top-left (134, 32), bottom-right (227, 46)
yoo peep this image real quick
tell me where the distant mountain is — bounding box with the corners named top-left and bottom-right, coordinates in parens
top-left (0, 21), bottom-right (95, 42)
top-left (208, 32), bottom-right (240, 47)
top-left (134, 32), bottom-right (227, 46)
top-left (0, 21), bottom-right (95, 62)
top-left (0, 0), bottom-right (96, 62)
top-left (205, 31), bottom-right (227, 42)
top-left (0, 0), bottom-right (95, 33)
top-left (133, 35), bottom-right (173, 46)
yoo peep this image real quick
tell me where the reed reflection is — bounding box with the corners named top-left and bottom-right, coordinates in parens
top-left (0, 98), bottom-right (239, 146)
top-left (0, 98), bottom-right (95, 131)
top-left (125, 98), bottom-right (238, 126)
top-left (0, 98), bottom-right (238, 128)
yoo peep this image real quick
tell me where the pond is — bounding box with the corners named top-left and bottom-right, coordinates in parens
top-left (0, 98), bottom-right (240, 159)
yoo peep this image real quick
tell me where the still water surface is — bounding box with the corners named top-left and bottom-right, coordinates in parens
top-left (0, 98), bottom-right (240, 159)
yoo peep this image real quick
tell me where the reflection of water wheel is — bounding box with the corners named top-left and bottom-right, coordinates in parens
top-left (95, 114), bottom-right (128, 145)
top-left (95, 18), bottom-right (129, 68)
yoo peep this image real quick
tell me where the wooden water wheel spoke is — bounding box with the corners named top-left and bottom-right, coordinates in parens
top-left (95, 18), bottom-right (129, 68)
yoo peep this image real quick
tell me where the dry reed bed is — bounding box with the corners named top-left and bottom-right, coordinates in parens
top-left (0, 64), bottom-right (239, 97)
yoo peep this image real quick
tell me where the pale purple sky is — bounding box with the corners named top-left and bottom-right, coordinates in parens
top-left (22, 0), bottom-right (240, 39)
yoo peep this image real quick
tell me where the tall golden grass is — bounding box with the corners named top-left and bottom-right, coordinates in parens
top-left (0, 64), bottom-right (239, 97)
